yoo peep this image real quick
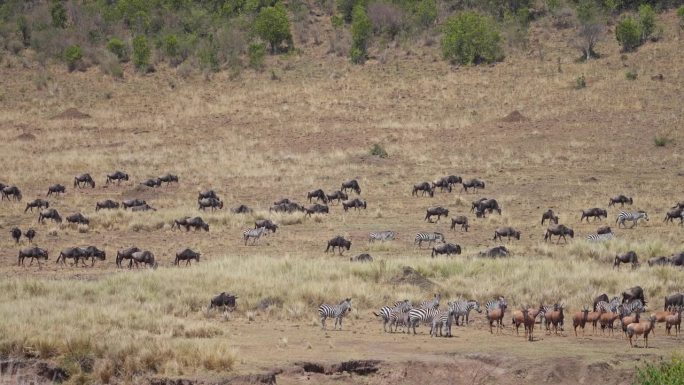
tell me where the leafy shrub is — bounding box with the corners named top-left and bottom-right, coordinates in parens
top-left (638, 4), bottom-right (656, 41)
top-left (64, 45), bottom-right (83, 72)
top-left (106, 38), bottom-right (128, 61)
top-left (338, 0), bottom-right (363, 23)
top-left (162, 34), bottom-right (180, 62)
top-left (654, 135), bottom-right (671, 147)
top-left (370, 143), bottom-right (388, 158)
top-left (678, 6), bottom-right (684, 30)
top-left (441, 11), bottom-right (503, 65)
top-left (635, 358), bottom-right (684, 384)
top-left (574, 75), bottom-right (586, 89)
top-left (616, 16), bottom-right (642, 52)
top-left (502, 8), bottom-right (530, 49)
top-left (350, 4), bottom-right (371, 64)
top-left (367, 2), bottom-right (405, 39)
top-left (254, 2), bottom-right (292, 53)
top-left (51, 1), bottom-right (67, 28)
top-left (625, 69), bottom-right (637, 80)
top-left (415, 0), bottom-right (437, 29)
top-left (248, 42), bottom-right (266, 70)
top-left (132, 35), bottom-right (151, 72)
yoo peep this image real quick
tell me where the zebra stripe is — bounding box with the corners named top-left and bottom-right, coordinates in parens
top-left (408, 307), bottom-right (441, 335)
top-left (243, 227), bottom-right (268, 245)
top-left (621, 300), bottom-right (645, 315)
top-left (369, 231), bottom-right (396, 242)
top-left (431, 305), bottom-right (455, 337)
top-left (414, 232), bottom-right (445, 247)
top-left (450, 300), bottom-right (481, 326)
top-left (596, 297), bottom-right (621, 313)
top-left (616, 211), bottom-right (648, 228)
top-left (586, 233), bottom-right (615, 242)
top-left (373, 300), bottom-right (411, 332)
top-left (418, 294), bottom-right (441, 310)
top-left (318, 298), bottom-right (352, 330)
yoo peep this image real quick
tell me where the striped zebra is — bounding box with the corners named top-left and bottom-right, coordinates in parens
top-left (408, 307), bottom-right (441, 335)
top-left (431, 304), bottom-right (455, 337)
top-left (486, 297), bottom-right (507, 311)
top-left (418, 293), bottom-right (441, 309)
top-left (596, 297), bottom-right (621, 313)
top-left (243, 227), bottom-right (268, 245)
top-left (318, 298), bottom-right (352, 330)
top-left (451, 299), bottom-right (482, 326)
top-left (373, 299), bottom-right (412, 332)
top-left (414, 232), bottom-right (445, 248)
top-left (616, 210), bottom-right (649, 229)
top-left (621, 299), bottom-right (645, 315)
top-left (368, 231), bottom-right (396, 243)
top-left (586, 233), bottom-right (615, 242)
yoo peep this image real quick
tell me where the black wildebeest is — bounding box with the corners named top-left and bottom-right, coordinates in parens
top-left (609, 194), bottom-right (633, 207)
top-left (106, 171), bottom-right (129, 184)
top-left (493, 227), bottom-right (521, 242)
top-left (432, 177), bottom-right (452, 193)
top-left (10, 227), bottom-right (21, 243)
top-left (647, 256), bottom-right (671, 266)
top-left (326, 190), bottom-right (348, 205)
top-left (116, 247), bottom-right (141, 268)
top-left (79, 246), bottom-right (106, 267)
top-left (306, 204), bottom-right (329, 216)
top-left (47, 184), bottom-right (66, 196)
top-left (544, 224), bottom-right (574, 244)
top-left (255, 219), bottom-right (278, 233)
top-left (38, 208), bottom-right (62, 223)
top-left (73, 173), bottom-right (95, 188)
top-left (57, 247), bottom-right (84, 266)
top-left (622, 286), bottom-right (646, 305)
top-left (450, 216), bottom-right (469, 232)
top-left (176, 216), bottom-right (209, 231)
top-left (471, 198), bottom-right (488, 212)
top-left (122, 199), bottom-right (146, 209)
top-left (66, 213), bottom-right (89, 226)
top-left (175, 248), bottom-right (201, 266)
top-left (341, 179), bottom-right (361, 195)
top-left (130, 250), bottom-right (157, 269)
top-left (18, 247), bottom-right (48, 267)
top-left (173, 217), bottom-right (190, 230)
top-left (479, 246), bottom-right (510, 258)
top-left (159, 173), bottom-right (179, 185)
top-left (425, 207), bottom-right (449, 223)
top-left (141, 178), bottom-right (162, 188)
top-left (199, 198), bottom-right (223, 211)
top-left (665, 293), bottom-right (684, 310)
top-left (461, 179), bottom-right (485, 193)
top-left (273, 198), bottom-right (291, 206)
top-left (24, 228), bottom-right (36, 243)
top-left (614, 251), bottom-right (639, 270)
top-left (231, 205), bottom-right (253, 214)
top-left (541, 209), bottom-right (559, 225)
top-left (342, 199), bottom-right (366, 212)
top-left (307, 189), bottom-right (328, 203)
top-left (673, 201), bottom-right (684, 210)
top-left (270, 201), bottom-right (305, 213)
top-left (24, 198), bottom-right (49, 213)
top-left (96, 199), bottom-right (120, 211)
top-left (664, 207), bottom-right (683, 224)
top-left (350, 253), bottom-right (373, 262)
top-left (670, 252), bottom-right (684, 266)
top-left (593, 294), bottom-right (609, 311)
top-left (1, 185), bottom-right (22, 201)
top-left (131, 203), bottom-right (156, 212)
top-left (597, 226), bottom-right (613, 235)
top-left (209, 292), bottom-right (238, 311)
top-left (581, 208), bottom-right (607, 222)
top-left (412, 182), bottom-right (434, 197)
top-left (475, 198), bottom-right (501, 215)
top-left (431, 243), bottom-right (461, 257)
top-left (445, 175), bottom-right (462, 188)
top-left (326, 236), bottom-right (351, 255)
top-left (198, 190), bottom-right (219, 201)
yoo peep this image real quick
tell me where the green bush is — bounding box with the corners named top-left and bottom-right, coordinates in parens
top-left (370, 143), bottom-right (388, 158)
top-left (254, 2), bottom-right (292, 53)
top-left (248, 42), bottom-right (266, 70)
top-left (654, 135), bottom-right (671, 147)
top-left (415, 0), bottom-right (437, 29)
top-left (638, 4), bottom-right (656, 41)
top-left (574, 75), bottom-right (586, 89)
top-left (678, 6), bottom-right (684, 30)
top-left (50, 1), bottom-right (67, 28)
top-left (625, 69), bottom-right (637, 80)
top-left (198, 38), bottom-right (220, 72)
top-left (636, 358), bottom-right (684, 384)
top-left (441, 11), bottom-right (503, 65)
top-left (338, 0), bottom-right (363, 23)
top-left (616, 16), bottom-right (642, 52)
top-left (107, 38), bottom-right (128, 61)
top-left (350, 4), bottom-right (371, 64)
top-left (162, 34), bottom-right (180, 59)
top-left (132, 35), bottom-right (151, 72)
top-left (64, 45), bottom-right (83, 72)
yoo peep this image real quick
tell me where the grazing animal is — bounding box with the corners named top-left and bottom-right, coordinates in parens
top-left (230, 205), bottom-right (253, 214)
top-left (475, 199), bottom-right (502, 215)
top-left (451, 299), bottom-right (482, 326)
top-left (408, 307), bottom-right (441, 335)
top-left (175, 248), bottom-right (201, 266)
top-left (626, 316), bottom-right (657, 348)
top-left (273, 198), bottom-right (291, 206)
top-left (493, 226), bottom-right (521, 242)
top-left (46, 184), bottom-right (66, 196)
top-left (1, 185), bottom-right (22, 201)
top-left (586, 233), bottom-right (614, 242)
top-left (614, 251), bottom-right (640, 269)
top-left (17, 247), bottom-right (48, 267)
top-left (325, 236), bottom-right (351, 255)
top-left (622, 286), bottom-right (646, 305)
top-left (106, 171), bottom-right (129, 184)
top-left (255, 219), bottom-right (278, 233)
top-left (73, 173), bottom-right (95, 188)
top-left (79, 246), bottom-right (106, 267)
top-left (581, 208), bottom-right (607, 222)
top-left (431, 177), bottom-right (452, 193)
top-left (38, 208), bottom-right (62, 223)
top-left (665, 307), bottom-right (682, 336)
top-left (470, 198), bottom-right (488, 212)
top-left (373, 300), bottom-right (411, 333)
top-left (544, 224), bottom-right (574, 243)
top-left (479, 246), bottom-right (510, 258)
top-left (131, 203), bottom-right (156, 212)
top-left (24, 228), bottom-right (36, 243)
top-left (305, 203), bottom-right (329, 216)
top-left (512, 305), bottom-right (543, 336)
top-left (209, 292), bottom-right (237, 311)
top-left (572, 306), bottom-right (591, 336)
top-left (431, 305), bottom-right (456, 337)
top-left (664, 207), bottom-right (683, 223)
top-left (599, 309), bottom-right (620, 336)
top-left (450, 216), bottom-right (469, 232)
top-left (425, 207), bottom-right (449, 223)
top-left (342, 199), bottom-right (366, 212)
top-left (243, 227), bottom-right (268, 245)
top-left (597, 226), bottom-right (613, 235)
top-left (671, 252), bottom-right (684, 266)
top-left (340, 179), bottom-right (361, 195)
top-left (431, 243), bottom-right (461, 257)
top-left (95, 199), bottom-right (119, 211)
top-left (198, 190), bottom-right (219, 201)
top-left (445, 175), bottom-right (462, 187)
top-left (609, 194), bottom-right (633, 207)
top-left (593, 294), bottom-right (610, 312)
top-left (350, 253), bottom-right (373, 262)
top-left (412, 182), bottom-right (434, 197)
top-left (541, 209), bottom-right (559, 225)
top-left (485, 298), bottom-right (508, 334)
top-left (461, 179), bottom-right (485, 193)
top-left (664, 293), bottom-right (684, 310)
top-left (158, 173), bottom-right (178, 185)
top-left (619, 307), bottom-right (642, 337)
top-left (417, 294), bottom-right (441, 310)
top-left (414, 232), bottom-right (445, 247)
top-left (319, 298), bottom-right (352, 330)
top-left (616, 211), bottom-right (649, 228)
top-left (130, 250), bottom-right (157, 269)
top-left (198, 198), bottom-right (223, 211)
top-left (672, 201), bottom-right (684, 210)
top-left (326, 190), bottom-right (348, 204)
top-left (545, 304), bottom-right (565, 335)
top-left (174, 216), bottom-right (209, 231)
top-left (66, 213), bottom-right (89, 226)
top-left (270, 201), bottom-right (305, 213)
top-left (368, 231), bottom-right (395, 242)
top-left (24, 199), bottom-right (49, 213)
top-left (647, 256), bottom-right (671, 266)
top-left (306, 189), bottom-right (328, 203)
top-left (11, 227), bottom-right (22, 243)
top-left (521, 307), bottom-right (539, 341)
top-left (122, 199), bottom-right (146, 209)
top-left (141, 178), bottom-right (162, 188)
top-left (116, 247), bottom-right (141, 268)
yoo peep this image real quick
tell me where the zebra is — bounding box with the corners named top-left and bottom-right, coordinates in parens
top-left (318, 298), bottom-right (352, 330)
top-left (586, 233), bottom-right (615, 242)
top-left (418, 293), bottom-right (441, 309)
top-left (596, 297), bottom-right (621, 313)
top-left (414, 232), bottom-right (445, 248)
top-left (373, 300), bottom-right (411, 332)
top-left (451, 299), bottom-right (482, 326)
top-left (620, 299), bottom-right (645, 315)
top-left (368, 231), bottom-right (396, 243)
top-left (408, 307), bottom-right (441, 335)
top-left (431, 304), bottom-right (456, 337)
top-left (616, 211), bottom-right (648, 229)
top-left (243, 227), bottom-right (268, 245)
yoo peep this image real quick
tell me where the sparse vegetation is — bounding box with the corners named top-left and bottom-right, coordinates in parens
top-left (249, 42), bottom-right (267, 70)
top-left (574, 74), bottom-right (586, 89)
top-left (441, 11), bottom-right (503, 65)
top-left (654, 134), bottom-right (672, 147)
top-left (132, 35), bottom-right (151, 72)
top-left (678, 6), bottom-right (684, 30)
top-left (625, 69), bottom-right (638, 80)
top-left (635, 357), bottom-right (684, 385)
top-left (370, 143), bottom-right (388, 158)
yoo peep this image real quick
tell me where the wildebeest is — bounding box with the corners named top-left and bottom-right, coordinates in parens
top-left (174, 216), bottom-right (209, 231)
top-left (664, 293), bottom-right (683, 310)
top-left (175, 248), bottom-right (201, 266)
top-left (158, 173), bottom-right (179, 185)
top-left (198, 198), bottom-right (223, 211)
top-left (122, 199), bottom-right (146, 209)
top-left (479, 246), bottom-right (510, 258)
top-left (230, 205), bottom-right (253, 214)
top-left (614, 251), bottom-right (639, 270)
top-left (306, 204), bottom-right (329, 216)
top-left (1, 186), bottom-right (22, 201)
top-left (670, 252), bottom-right (684, 266)
top-left (541, 209), bottom-right (559, 225)
top-left (445, 175), bottom-right (463, 187)
top-left (475, 198), bottom-right (502, 215)
top-left (326, 190), bottom-right (348, 204)
top-left (350, 253), bottom-right (373, 262)
top-left (326, 236), bottom-right (351, 255)
top-left (24, 198), bottom-right (49, 213)
top-left (432, 177), bottom-right (452, 193)
top-left (24, 228), bottom-right (36, 243)
top-left (270, 201), bottom-right (305, 213)
top-left (597, 226), bottom-right (613, 235)
top-left (425, 207), bottom-right (449, 223)
top-left (73, 173), bottom-right (95, 188)
top-left (46, 184), bottom-right (66, 196)
top-left (544, 224), bottom-right (574, 244)
top-left (255, 219), bottom-right (278, 233)
top-left (116, 247), bottom-right (141, 268)
top-left (307, 189), bottom-right (328, 203)
top-left (431, 243), bottom-right (461, 257)
top-left (17, 247), bottom-right (48, 267)
top-left (493, 227), bottom-right (521, 242)
top-left (664, 207), bottom-right (683, 224)
top-left (581, 208), bottom-right (607, 222)
top-left (209, 292), bottom-right (237, 311)
top-left (131, 203), bottom-right (156, 212)
top-left (341, 179), bottom-right (361, 195)
top-left (622, 286), bottom-right (646, 305)
top-left (10, 227), bottom-right (21, 243)
top-left (647, 256), bottom-right (671, 266)
top-left (609, 194), bottom-right (633, 207)
top-left (38, 208), bottom-right (62, 223)
top-left (198, 190), bottom-right (219, 201)
top-left (106, 171), bottom-right (129, 184)
top-left (450, 216), bottom-right (469, 232)
top-left (130, 250), bottom-right (157, 269)
top-left (461, 179), bottom-right (485, 193)
top-left (342, 199), bottom-right (366, 212)
top-left (96, 199), bottom-right (120, 211)
top-left (79, 246), bottom-right (106, 267)
top-left (273, 198), bottom-right (291, 206)
top-left (66, 213), bottom-right (89, 225)
top-left (57, 247), bottom-right (85, 266)
top-left (412, 182), bottom-right (434, 197)
top-left (141, 178), bottom-right (162, 188)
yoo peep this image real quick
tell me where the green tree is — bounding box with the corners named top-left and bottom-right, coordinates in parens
top-left (50, 1), bottom-right (67, 28)
top-left (441, 11), bottom-right (503, 65)
top-left (575, 0), bottom-right (604, 60)
top-left (64, 45), bottom-right (83, 72)
top-left (637, 4), bottom-right (656, 41)
top-left (254, 2), bottom-right (292, 53)
top-left (338, 0), bottom-right (363, 23)
top-left (132, 35), bottom-right (151, 71)
top-left (107, 38), bottom-right (128, 61)
top-left (350, 4), bottom-right (371, 64)
top-left (615, 16), bottom-right (642, 52)
top-left (248, 42), bottom-right (266, 70)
